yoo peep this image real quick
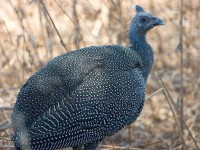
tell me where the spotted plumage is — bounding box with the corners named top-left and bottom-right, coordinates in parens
top-left (11, 5), bottom-right (164, 150)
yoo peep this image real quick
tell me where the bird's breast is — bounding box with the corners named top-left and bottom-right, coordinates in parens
top-left (71, 68), bottom-right (145, 133)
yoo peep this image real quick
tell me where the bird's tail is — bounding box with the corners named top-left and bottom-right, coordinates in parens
top-left (12, 134), bottom-right (22, 150)
top-left (12, 131), bottom-right (31, 150)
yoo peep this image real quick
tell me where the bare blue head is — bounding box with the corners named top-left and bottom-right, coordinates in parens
top-left (129, 5), bottom-right (164, 45)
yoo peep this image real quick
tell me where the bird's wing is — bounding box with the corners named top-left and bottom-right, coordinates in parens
top-left (12, 50), bottom-right (105, 128)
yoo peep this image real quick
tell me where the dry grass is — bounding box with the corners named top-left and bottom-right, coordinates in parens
top-left (0, 0), bottom-right (200, 149)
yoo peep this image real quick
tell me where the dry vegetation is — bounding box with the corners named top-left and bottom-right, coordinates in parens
top-left (0, 0), bottom-right (200, 150)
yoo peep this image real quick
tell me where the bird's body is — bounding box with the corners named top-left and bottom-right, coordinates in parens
top-left (11, 5), bottom-right (164, 150)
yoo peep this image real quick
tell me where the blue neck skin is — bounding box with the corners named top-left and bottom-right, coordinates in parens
top-left (129, 25), bottom-right (147, 47)
top-left (128, 24), bottom-right (153, 82)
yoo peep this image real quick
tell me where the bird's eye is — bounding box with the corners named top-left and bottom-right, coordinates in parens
top-left (140, 17), bottom-right (147, 23)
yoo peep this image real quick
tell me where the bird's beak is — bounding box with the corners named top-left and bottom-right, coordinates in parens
top-left (153, 17), bottom-right (165, 26)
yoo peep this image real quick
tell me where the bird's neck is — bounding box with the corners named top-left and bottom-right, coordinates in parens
top-left (129, 26), bottom-right (147, 46)
top-left (129, 27), bottom-right (154, 81)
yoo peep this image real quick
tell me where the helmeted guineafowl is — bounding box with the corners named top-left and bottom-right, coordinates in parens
top-left (11, 5), bottom-right (164, 150)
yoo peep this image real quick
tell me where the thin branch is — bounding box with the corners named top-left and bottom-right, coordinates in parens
top-left (100, 140), bottom-right (164, 150)
top-left (0, 97), bottom-right (12, 105)
top-left (72, 0), bottom-right (81, 49)
top-left (0, 107), bottom-right (13, 111)
top-left (0, 145), bottom-right (14, 148)
top-left (8, 0), bottom-right (27, 83)
top-left (0, 137), bottom-right (12, 141)
top-left (1, 19), bottom-right (14, 45)
top-left (136, 139), bottom-right (164, 147)
top-left (53, 0), bottom-right (85, 47)
top-left (179, 0), bottom-right (184, 143)
top-left (154, 63), bottom-right (200, 150)
top-left (161, 89), bottom-right (187, 149)
top-left (128, 126), bottom-right (131, 147)
top-left (99, 144), bottom-right (143, 150)
top-left (38, 0), bottom-right (49, 61)
top-left (0, 119), bottom-right (13, 130)
top-left (145, 88), bottom-right (164, 101)
top-left (39, 0), bottom-right (68, 52)
top-left (53, 0), bottom-right (76, 25)
top-left (143, 84), bottom-right (187, 148)
top-left (0, 123), bottom-right (13, 130)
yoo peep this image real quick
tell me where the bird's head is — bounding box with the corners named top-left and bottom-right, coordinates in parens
top-left (129, 5), bottom-right (164, 43)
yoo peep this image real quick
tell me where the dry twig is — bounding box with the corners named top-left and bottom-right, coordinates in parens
top-left (178, 1), bottom-right (184, 147)
top-left (154, 63), bottom-right (200, 150)
top-left (39, 0), bottom-right (68, 52)
top-left (0, 107), bottom-right (13, 111)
